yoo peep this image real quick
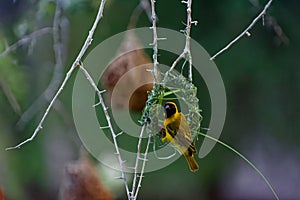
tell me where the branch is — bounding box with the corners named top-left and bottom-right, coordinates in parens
top-left (249, 0), bottom-right (289, 45)
top-left (6, 0), bottom-right (108, 150)
top-left (0, 27), bottom-right (53, 58)
top-left (130, 125), bottom-right (146, 199)
top-left (130, 1), bottom-right (161, 198)
top-left (78, 64), bottom-right (130, 198)
top-left (162, 0), bottom-right (196, 83)
top-left (16, 0), bottom-right (66, 129)
top-left (210, 0), bottom-right (274, 60)
top-left (183, 0), bottom-right (194, 81)
top-left (133, 134), bottom-right (151, 199)
top-left (150, 0), bottom-right (159, 84)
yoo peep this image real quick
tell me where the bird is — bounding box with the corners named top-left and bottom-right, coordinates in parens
top-left (162, 102), bottom-right (199, 172)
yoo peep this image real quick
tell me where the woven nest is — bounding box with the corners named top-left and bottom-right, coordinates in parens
top-left (141, 71), bottom-right (202, 138)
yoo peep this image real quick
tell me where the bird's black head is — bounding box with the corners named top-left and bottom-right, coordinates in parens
top-left (164, 102), bottom-right (178, 119)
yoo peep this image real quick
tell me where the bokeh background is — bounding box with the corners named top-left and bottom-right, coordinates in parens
top-left (1, 0), bottom-right (300, 199)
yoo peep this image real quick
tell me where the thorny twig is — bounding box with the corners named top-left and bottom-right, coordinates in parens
top-left (133, 133), bottom-right (151, 199)
top-left (162, 0), bottom-right (196, 83)
top-left (78, 64), bottom-right (130, 198)
top-left (150, 0), bottom-right (159, 84)
top-left (130, 124), bottom-right (146, 199)
top-left (210, 0), bottom-right (274, 60)
top-left (249, 0), bottom-right (289, 45)
top-left (16, 0), bottom-right (67, 129)
top-left (0, 27), bottom-right (53, 58)
top-left (130, 1), bottom-right (158, 199)
top-left (6, 0), bottom-right (108, 150)
top-left (130, 1), bottom-right (196, 197)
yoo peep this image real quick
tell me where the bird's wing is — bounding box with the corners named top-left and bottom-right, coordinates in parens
top-left (178, 114), bottom-right (197, 154)
top-left (165, 121), bottom-right (179, 138)
top-left (178, 114), bottom-right (193, 142)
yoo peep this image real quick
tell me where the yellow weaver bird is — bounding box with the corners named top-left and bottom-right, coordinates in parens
top-left (162, 102), bottom-right (199, 172)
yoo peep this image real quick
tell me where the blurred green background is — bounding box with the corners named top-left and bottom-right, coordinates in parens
top-left (1, 0), bottom-right (300, 199)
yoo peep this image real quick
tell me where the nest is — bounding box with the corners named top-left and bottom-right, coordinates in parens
top-left (141, 70), bottom-right (202, 138)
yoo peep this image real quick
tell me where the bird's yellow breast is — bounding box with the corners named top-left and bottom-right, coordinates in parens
top-left (163, 112), bottom-right (181, 143)
top-left (164, 112), bottom-right (181, 127)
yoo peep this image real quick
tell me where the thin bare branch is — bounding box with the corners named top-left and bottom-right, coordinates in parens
top-left (131, 125), bottom-right (146, 199)
top-left (150, 0), bottom-right (159, 84)
top-left (129, 1), bottom-right (161, 199)
top-left (249, 0), bottom-right (289, 45)
top-left (6, 0), bottom-right (107, 150)
top-left (79, 64), bottom-right (130, 199)
top-left (183, 0), bottom-right (194, 81)
top-left (0, 27), bottom-right (53, 58)
top-left (16, 0), bottom-right (66, 129)
top-left (134, 134), bottom-right (151, 199)
top-left (210, 0), bottom-right (274, 60)
top-left (162, 0), bottom-right (195, 83)
top-left (162, 51), bottom-right (185, 83)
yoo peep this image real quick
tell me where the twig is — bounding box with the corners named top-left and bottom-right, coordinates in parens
top-left (162, 0), bottom-right (195, 83)
top-left (16, 0), bottom-right (66, 129)
top-left (78, 64), bottom-right (130, 198)
top-left (133, 133), bottom-right (152, 199)
top-left (210, 0), bottom-right (274, 60)
top-left (249, 0), bottom-right (289, 45)
top-left (129, 1), bottom-right (161, 199)
top-left (0, 75), bottom-right (21, 115)
top-left (0, 27), bottom-right (53, 58)
top-left (130, 124), bottom-right (146, 199)
top-left (6, 0), bottom-right (107, 150)
top-left (162, 51), bottom-right (185, 83)
top-left (150, 0), bottom-right (159, 84)
top-left (183, 0), bottom-right (194, 81)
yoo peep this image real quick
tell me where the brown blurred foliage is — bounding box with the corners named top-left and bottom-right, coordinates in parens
top-left (0, 187), bottom-right (5, 200)
top-left (101, 31), bottom-right (154, 111)
top-left (59, 156), bottom-right (114, 200)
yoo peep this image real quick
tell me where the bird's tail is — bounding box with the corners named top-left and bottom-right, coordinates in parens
top-left (184, 154), bottom-right (199, 172)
